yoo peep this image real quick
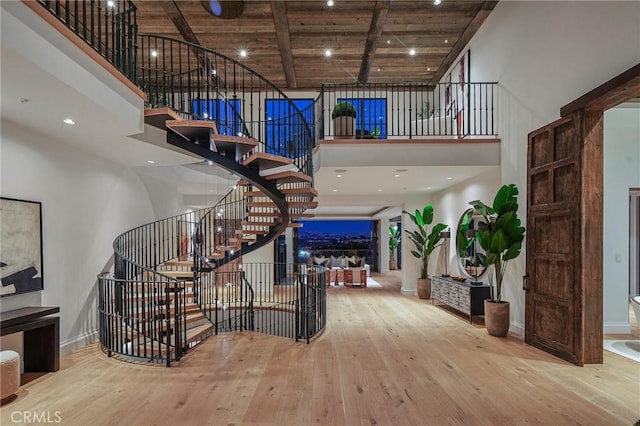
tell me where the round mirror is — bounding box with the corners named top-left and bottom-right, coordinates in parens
top-left (455, 208), bottom-right (488, 282)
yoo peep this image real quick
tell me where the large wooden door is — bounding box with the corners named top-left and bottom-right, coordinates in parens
top-left (525, 112), bottom-right (585, 365)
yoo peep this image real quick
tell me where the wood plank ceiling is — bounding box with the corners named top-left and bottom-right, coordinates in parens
top-left (134, 0), bottom-right (497, 90)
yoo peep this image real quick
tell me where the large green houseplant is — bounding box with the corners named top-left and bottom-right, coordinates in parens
top-left (403, 204), bottom-right (447, 299)
top-left (469, 184), bottom-right (526, 336)
top-left (332, 102), bottom-right (356, 139)
top-left (389, 224), bottom-right (401, 270)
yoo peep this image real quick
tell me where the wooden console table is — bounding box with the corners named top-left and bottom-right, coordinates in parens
top-left (1, 306), bottom-right (60, 372)
top-left (430, 276), bottom-right (491, 323)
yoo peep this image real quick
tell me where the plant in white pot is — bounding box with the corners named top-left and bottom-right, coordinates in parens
top-left (332, 102), bottom-right (356, 138)
top-left (389, 224), bottom-right (401, 270)
top-left (469, 184), bottom-right (526, 337)
top-left (403, 204), bottom-right (447, 299)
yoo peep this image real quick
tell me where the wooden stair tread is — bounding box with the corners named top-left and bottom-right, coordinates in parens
top-left (163, 260), bottom-right (194, 268)
top-left (165, 119), bottom-right (216, 144)
top-left (213, 135), bottom-right (259, 157)
top-left (186, 323), bottom-right (214, 345)
top-left (244, 187), bottom-right (318, 197)
top-left (159, 270), bottom-right (194, 279)
top-left (242, 221), bottom-right (276, 227)
top-left (238, 229), bottom-right (267, 235)
top-left (242, 152), bottom-right (293, 170)
top-left (247, 212), bottom-right (315, 218)
top-left (263, 170), bottom-right (313, 183)
top-left (248, 201), bottom-right (318, 209)
top-left (144, 107), bottom-right (181, 130)
top-left (288, 222), bottom-right (304, 228)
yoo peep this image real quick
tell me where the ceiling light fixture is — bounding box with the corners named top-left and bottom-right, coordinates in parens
top-left (150, 50), bottom-right (158, 58)
top-left (394, 174), bottom-right (400, 178)
top-left (447, 177), bottom-right (453, 180)
top-left (63, 118), bottom-right (75, 125)
top-left (327, 0), bottom-right (334, 6)
top-left (377, 189), bottom-right (383, 192)
top-left (332, 189), bottom-right (337, 192)
top-left (434, 0), bottom-right (442, 5)
top-left (107, 0), bottom-right (115, 8)
top-left (387, 40), bottom-right (391, 44)
top-left (336, 174), bottom-right (343, 178)
top-left (325, 49), bottom-right (332, 57)
top-left (409, 48), bottom-right (416, 56)
top-left (444, 39), bottom-right (449, 44)
top-left (377, 68), bottom-right (381, 72)
top-left (239, 49), bottom-right (247, 57)
top-left (147, 160), bottom-right (155, 164)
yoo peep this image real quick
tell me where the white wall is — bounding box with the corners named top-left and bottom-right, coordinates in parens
top-left (400, 170), bottom-right (501, 296)
top-left (0, 120), bottom-right (156, 355)
top-left (603, 107), bottom-right (640, 332)
top-left (457, 0), bottom-right (640, 333)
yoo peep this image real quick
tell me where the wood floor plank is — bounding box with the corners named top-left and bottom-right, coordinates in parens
top-left (1, 271), bottom-right (638, 425)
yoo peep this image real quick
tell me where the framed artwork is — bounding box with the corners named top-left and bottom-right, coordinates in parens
top-left (0, 197), bottom-right (44, 296)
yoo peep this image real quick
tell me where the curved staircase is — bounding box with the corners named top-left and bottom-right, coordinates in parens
top-left (96, 32), bottom-right (322, 366)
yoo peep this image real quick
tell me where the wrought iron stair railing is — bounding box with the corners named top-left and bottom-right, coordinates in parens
top-left (34, 1), bottom-right (322, 365)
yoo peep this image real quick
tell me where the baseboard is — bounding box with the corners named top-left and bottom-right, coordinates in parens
top-left (60, 329), bottom-right (98, 356)
top-left (510, 321), bottom-right (524, 336)
top-left (401, 288), bottom-right (417, 296)
top-left (603, 322), bottom-right (631, 334)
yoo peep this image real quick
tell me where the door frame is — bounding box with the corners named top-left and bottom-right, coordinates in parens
top-left (532, 63), bottom-right (640, 364)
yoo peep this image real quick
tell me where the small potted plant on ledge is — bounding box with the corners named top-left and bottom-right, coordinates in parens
top-left (332, 101), bottom-right (356, 139)
top-left (403, 204), bottom-right (447, 299)
top-left (469, 184), bottom-right (526, 337)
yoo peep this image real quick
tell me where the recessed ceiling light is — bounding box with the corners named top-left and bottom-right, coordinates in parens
top-left (427, 67), bottom-right (431, 71)
top-left (444, 39), bottom-right (449, 44)
top-left (332, 189), bottom-right (337, 192)
top-left (377, 189), bottom-right (383, 192)
top-left (147, 160), bottom-right (155, 164)
top-left (150, 50), bottom-right (158, 57)
top-left (107, 0), bottom-right (115, 8)
top-left (325, 49), bottom-right (332, 57)
top-left (446, 177), bottom-right (453, 180)
top-left (394, 174), bottom-right (400, 178)
top-left (409, 48), bottom-right (416, 56)
top-left (387, 40), bottom-right (391, 44)
top-left (63, 118), bottom-right (75, 125)
top-left (427, 186), bottom-right (432, 190)
top-left (434, 0), bottom-right (442, 5)
top-left (377, 68), bottom-right (381, 72)
top-left (327, 0), bottom-right (334, 6)
top-left (239, 49), bottom-right (247, 57)
top-left (336, 174), bottom-right (343, 178)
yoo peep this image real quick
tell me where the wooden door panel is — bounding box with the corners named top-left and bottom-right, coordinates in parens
top-left (526, 112), bottom-right (582, 365)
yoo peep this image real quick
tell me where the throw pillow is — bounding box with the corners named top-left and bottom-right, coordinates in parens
top-left (356, 256), bottom-right (365, 267)
top-left (313, 256), bottom-right (328, 266)
top-left (330, 255), bottom-right (342, 269)
top-left (348, 259), bottom-right (360, 268)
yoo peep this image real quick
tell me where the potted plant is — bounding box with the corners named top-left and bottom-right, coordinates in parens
top-left (403, 204), bottom-right (447, 299)
top-left (469, 184), bottom-right (526, 337)
top-left (389, 224), bottom-right (401, 270)
top-left (371, 126), bottom-right (381, 139)
top-left (332, 102), bottom-right (356, 139)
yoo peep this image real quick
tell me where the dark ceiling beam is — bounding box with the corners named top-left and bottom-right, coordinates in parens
top-left (161, 1), bottom-right (200, 45)
top-left (358, 0), bottom-right (391, 83)
top-left (431, 1), bottom-right (498, 84)
top-left (270, 1), bottom-right (297, 89)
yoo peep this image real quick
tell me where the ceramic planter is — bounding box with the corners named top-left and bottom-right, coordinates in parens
top-left (484, 300), bottom-right (510, 337)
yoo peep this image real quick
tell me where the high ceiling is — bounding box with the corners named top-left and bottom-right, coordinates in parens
top-left (134, 0), bottom-right (497, 90)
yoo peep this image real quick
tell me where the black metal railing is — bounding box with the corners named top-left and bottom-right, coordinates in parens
top-left (320, 82), bottom-right (497, 140)
top-left (171, 261), bottom-right (325, 343)
top-left (37, 0), bottom-right (137, 82)
top-left (137, 34), bottom-right (314, 180)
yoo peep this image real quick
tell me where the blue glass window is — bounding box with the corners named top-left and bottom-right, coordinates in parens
top-left (265, 99), bottom-right (314, 157)
top-left (192, 99), bottom-right (242, 136)
top-left (338, 98), bottom-right (387, 139)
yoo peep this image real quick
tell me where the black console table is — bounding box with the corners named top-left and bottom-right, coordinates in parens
top-left (431, 276), bottom-right (491, 323)
top-left (1, 306), bottom-right (60, 372)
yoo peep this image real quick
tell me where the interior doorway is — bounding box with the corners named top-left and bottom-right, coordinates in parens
top-left (630, 191), bottom-right (640, 298)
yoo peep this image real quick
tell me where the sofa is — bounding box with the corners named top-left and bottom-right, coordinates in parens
top-left (312, 255), bottom-right (369, 286)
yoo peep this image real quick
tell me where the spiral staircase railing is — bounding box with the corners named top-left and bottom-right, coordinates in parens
top-left (32, 0), bottom-right (323, 365)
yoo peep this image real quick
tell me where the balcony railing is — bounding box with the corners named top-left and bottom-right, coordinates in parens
top-left (319, 82), bottom-right (497, 140)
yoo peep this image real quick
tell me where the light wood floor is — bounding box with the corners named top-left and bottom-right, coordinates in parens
top-left (2, 272), bottom-right (639, 425)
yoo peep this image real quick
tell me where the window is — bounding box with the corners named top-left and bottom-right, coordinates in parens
top-left (338, 98), bottom-right (387, 139)
top-left (265, 99), bottom-right (314, 157)
top-left (192, 99), bottom-right (242, 135)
